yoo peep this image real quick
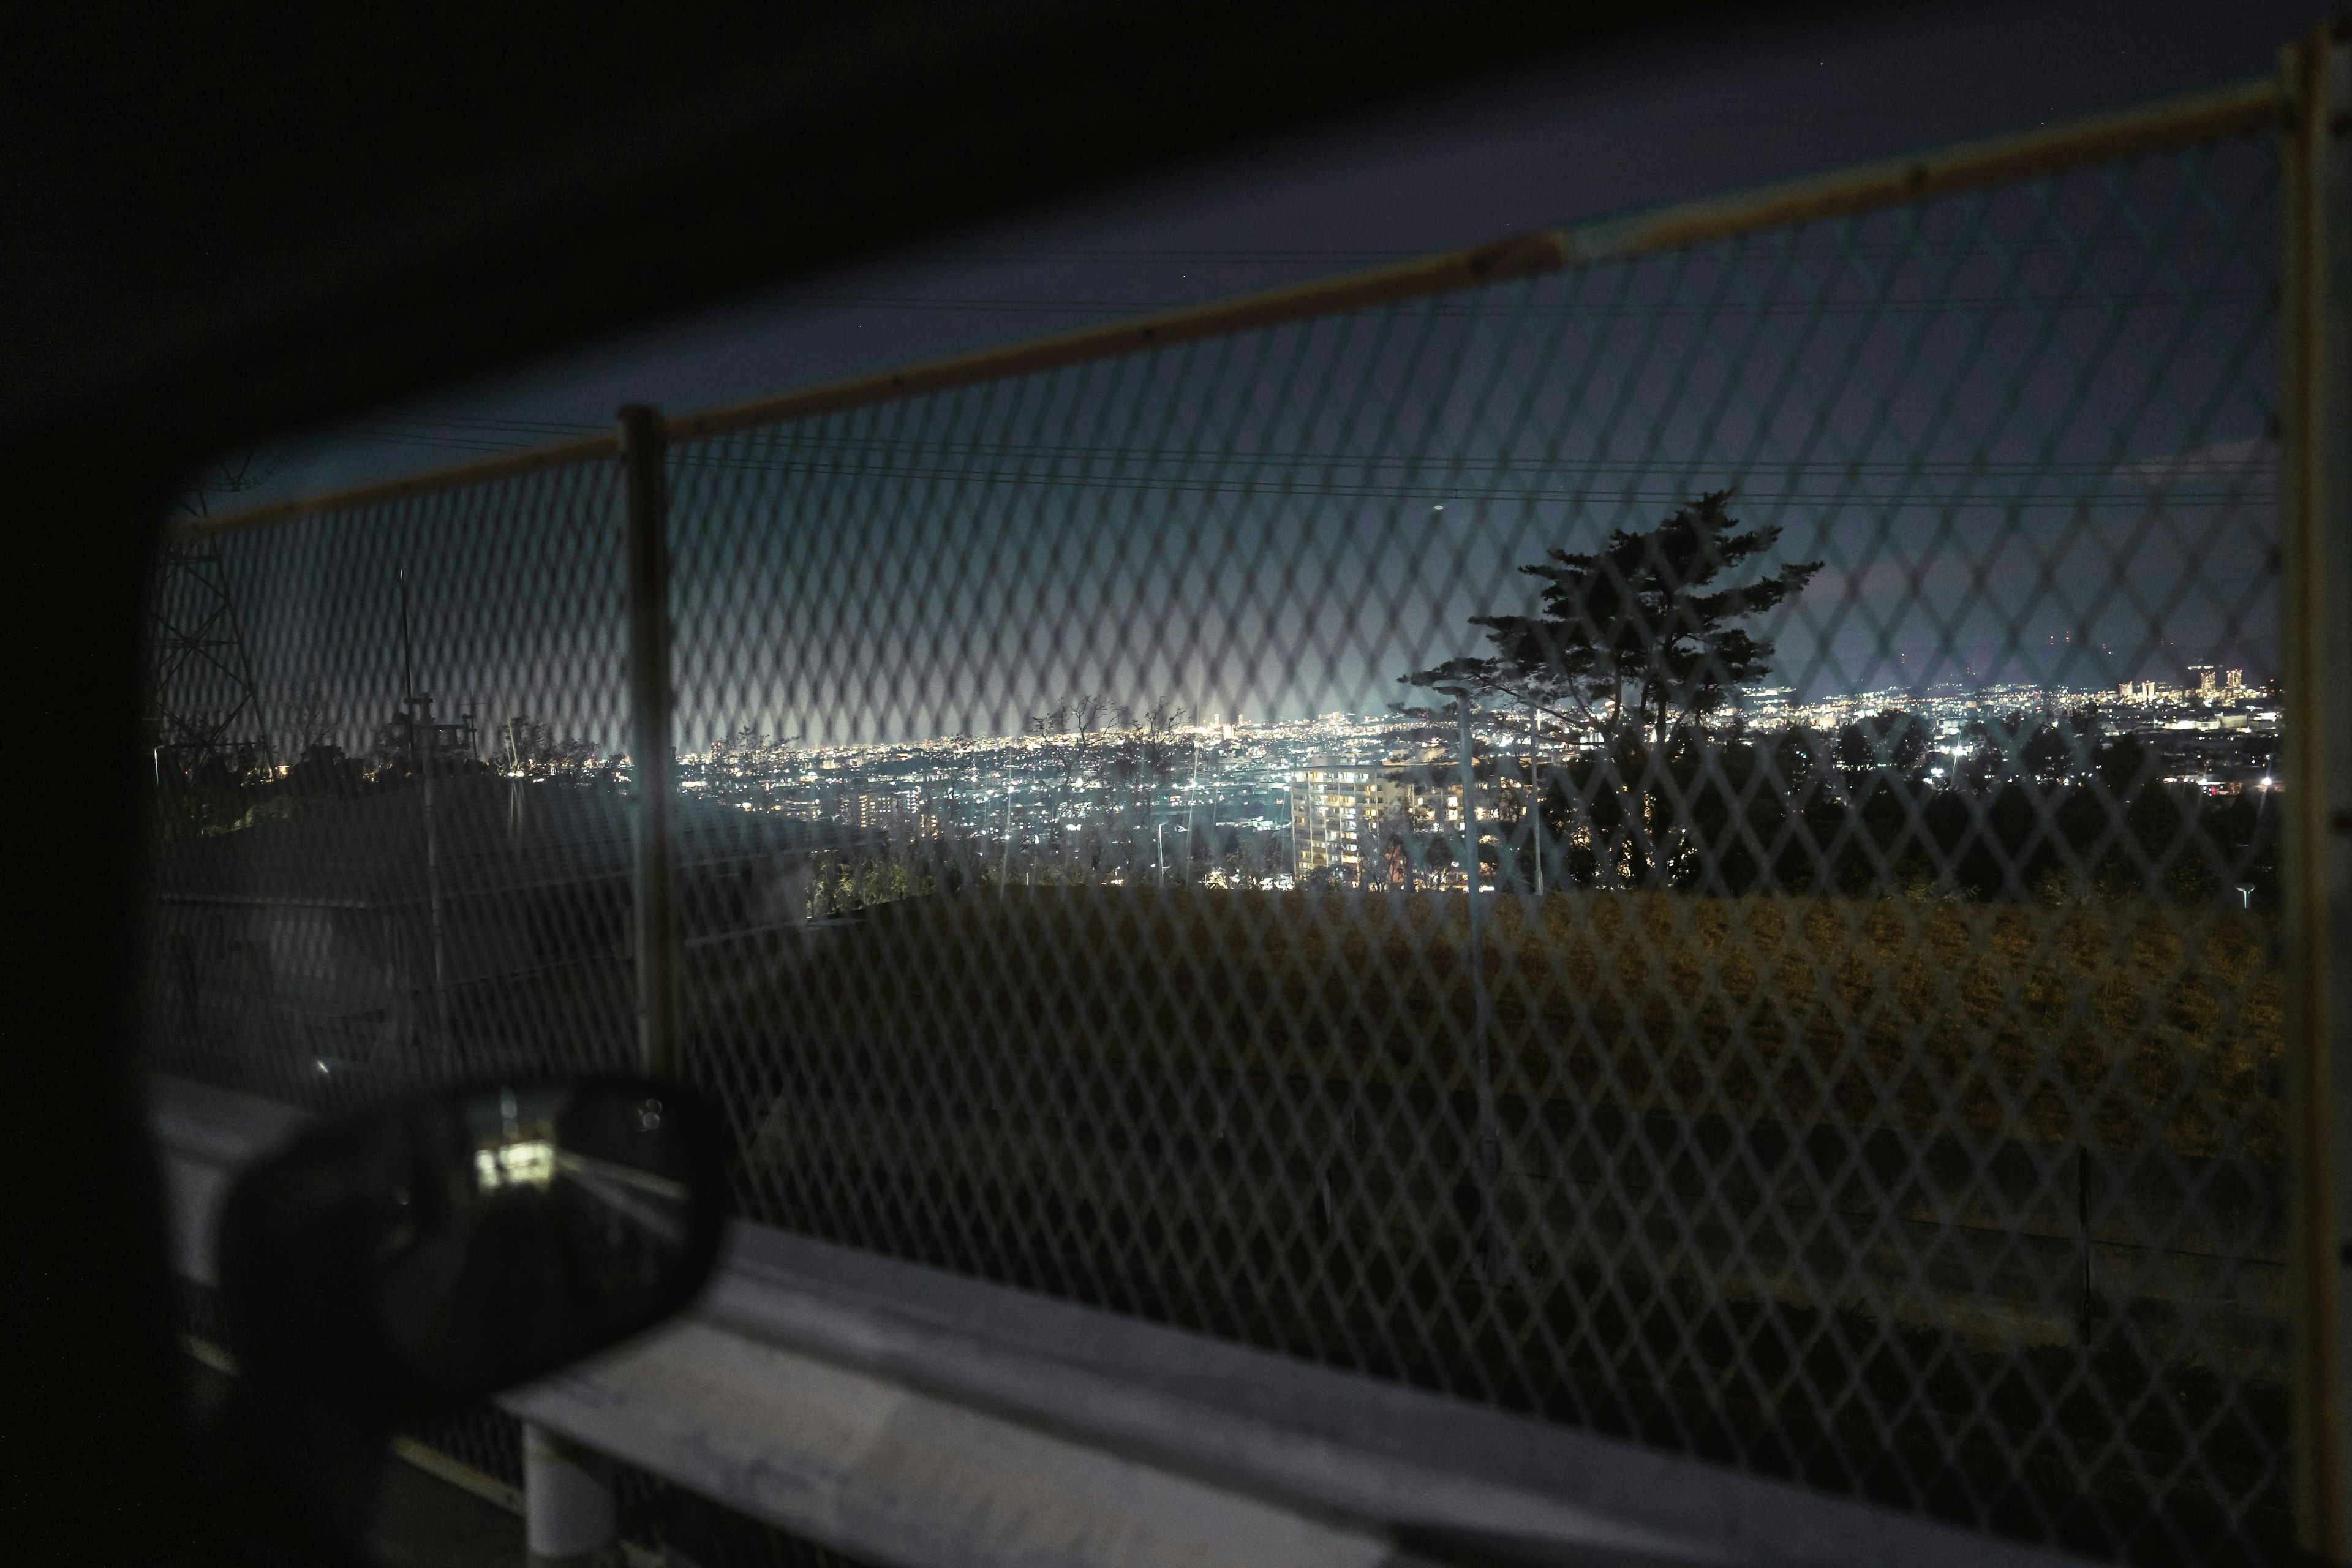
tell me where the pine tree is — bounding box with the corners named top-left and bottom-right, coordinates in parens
top-left (1405, 491), bottom-right (1820, 745)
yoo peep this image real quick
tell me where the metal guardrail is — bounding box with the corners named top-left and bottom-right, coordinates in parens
top-left (151, 1072), bottom-right (2067, 1568)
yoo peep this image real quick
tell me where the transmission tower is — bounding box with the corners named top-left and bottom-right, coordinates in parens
top-left (148, 452), bottom-right (285, 784)
top-left (148, 536), bottom-right (275, 782)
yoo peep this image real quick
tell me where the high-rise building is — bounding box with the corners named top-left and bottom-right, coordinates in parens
top-left (1291, 761), bottom-right (1373, 879)
top-left (1289, 753), bottom-right (1495, 889)
top-left (848, 788), bottom-right (940, 840)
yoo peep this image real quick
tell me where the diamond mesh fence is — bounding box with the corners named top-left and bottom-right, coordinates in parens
top-left (148, 112), bottom-right (2299, 1567)
top-left (148, 456), bottom-right (647, 1105)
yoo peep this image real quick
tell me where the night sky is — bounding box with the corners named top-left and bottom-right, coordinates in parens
top-left (191, 0), bottom-right (2332, 752)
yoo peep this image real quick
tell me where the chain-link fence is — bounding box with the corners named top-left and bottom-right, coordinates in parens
top-left (145, 62), bottom-right (2345, 1568)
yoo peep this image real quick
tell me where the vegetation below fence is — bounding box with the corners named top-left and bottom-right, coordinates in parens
top-left (710, 883), bottom-right (2288, 1565)
top-left (740, 885), bottom-right (2283, 1166)
top-left (149, 867), bottom-right (2293, 1561)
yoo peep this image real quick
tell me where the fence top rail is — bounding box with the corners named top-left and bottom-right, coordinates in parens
top-left (176, 430), bottom-right (619, 539)
top-left (1566, 69), bottom-right (2283, 263)
top-left (178, 71), bottom-right (2282, 541)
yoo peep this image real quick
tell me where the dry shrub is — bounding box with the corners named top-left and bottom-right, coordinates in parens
top-left (755, 887), bottom-right (2283, 1164)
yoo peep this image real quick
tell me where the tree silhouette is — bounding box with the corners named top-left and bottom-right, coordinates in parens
top-left (1960, 706), bottom-right (2099, 791)
top-left (1405, 491), bottom-right (1820, 746)
top-left (1025, 695), bottom-right (1120, 791)
top-left (1835, 708), bottom-right (1932, 782)
top-left (281, 680), bottom-right (343, 763)
top-left (1025, 694), bottom-right (1125, 878)
top-left (1105, 697), bottom-right (1188, 819)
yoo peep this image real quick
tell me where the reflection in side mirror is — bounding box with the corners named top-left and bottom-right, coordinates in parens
top-left (219, 1077), bottom-right (728, 1414)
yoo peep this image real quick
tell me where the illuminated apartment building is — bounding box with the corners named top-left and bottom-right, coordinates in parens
top-left (1288, 753), bottom-right (1494, 889)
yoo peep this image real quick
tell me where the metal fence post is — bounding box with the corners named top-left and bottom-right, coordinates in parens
top-left (523, 1420), bottom-right (617, 1567)
top-left (621, 405), bottom-right (680, 1079)
top-left (2283, 21), bottom-right (2352, 1561)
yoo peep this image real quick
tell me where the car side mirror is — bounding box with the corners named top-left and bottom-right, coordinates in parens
top-left (217, 1076), bottom-right (728, 1415)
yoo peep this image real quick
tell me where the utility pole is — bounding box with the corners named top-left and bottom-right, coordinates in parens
top-left (423, 692), bottom-right (449, 1058)
top-left (1529, 698), bottom-right (1544, 899)
top-left (1289, 780), bottom-right (1301, 888)
top-left (621, 406), bottom-right (680, 1079)
top-left (395, 567), bottom-right (451, 1062)
top-left (397, 569), bottom-right (420, 771)
top-left (1444, 685), bottom-right (1502, 1283)
top-left (1000, 785), bottom-right (1014, 899)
